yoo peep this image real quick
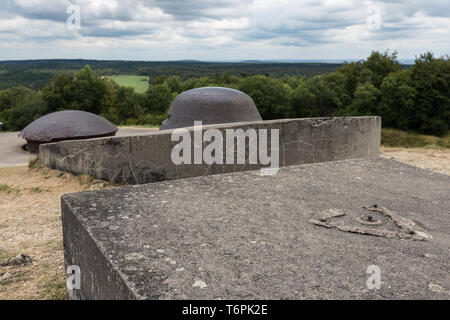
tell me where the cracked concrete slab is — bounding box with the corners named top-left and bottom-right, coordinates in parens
top-left (61, 158), bottom-right (450, 299)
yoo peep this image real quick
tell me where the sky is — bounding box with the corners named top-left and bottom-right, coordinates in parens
top-left (0, 0), bottom-right (449, 61)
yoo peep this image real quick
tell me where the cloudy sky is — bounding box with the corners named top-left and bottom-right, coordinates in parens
top-left (0, 0), bottom-right (449, 61)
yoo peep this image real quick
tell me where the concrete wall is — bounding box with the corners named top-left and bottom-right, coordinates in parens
top-left (40, 117), bottom-right (381, 184)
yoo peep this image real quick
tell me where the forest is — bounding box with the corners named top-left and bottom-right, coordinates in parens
top-left (0, 59), bottom-right (340, 90)
top-left (0, 51), bottom-right (449, 137)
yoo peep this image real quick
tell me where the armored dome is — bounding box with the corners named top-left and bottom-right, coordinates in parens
top-left (160, 87), bottom-right (262, 130)
top-left (19, 110), bottom-right (118, 152)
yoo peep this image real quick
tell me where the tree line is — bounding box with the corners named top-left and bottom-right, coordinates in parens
top-left (0, 51), bottom-right (449, 136)
top-left (0, 60), bottom-right (339, 90)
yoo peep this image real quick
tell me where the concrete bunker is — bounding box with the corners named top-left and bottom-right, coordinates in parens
top-left (19, 110), bottom-right (118, 153)
top-left (160, 87), bottom-right (263, 130)
top-left (42, 110), bottom-right (450, 300)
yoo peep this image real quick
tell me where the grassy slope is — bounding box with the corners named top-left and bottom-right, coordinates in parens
top-left (381, 128), bottom-right (450, 149)
top-left (106, 75), bottom-right (149, 93)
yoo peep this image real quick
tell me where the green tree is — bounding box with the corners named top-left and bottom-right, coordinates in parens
top-left (409, 53), bottom-right (450, 135)
top-left (0, 86), bottom-right (33, 112)
top-left (305, 75), bottom-right (345, 117)
top-left (165, 76), bottom-right (182, 93)
top-left (42, 66), bottom-right (112, 115)
top-left (322, 72), bottom-right (352, 110)
top-left (181, 77), bottom-right (212, 91)
top-left (71, 65), bottom-right (110, 114)
top-left (238, 75), bottom-right (291, 119)
top-left (113, 87), bottom-right (144, 121)
top-left (291, 81), bottom-right (316, 118)
top-left (357, 68), bottom-right (374, 85)
top-left (0, 86), bottom-right (34, 130)
top-left (151, 75), bottom-right (166, 85)
top-left (42, 73), bottom-right (75, 112)
top-left (363, 50), bottom-right (401, 88)
top-left (280, 76), bottom-right (308, 90)
top-left (378, 69), bottom-right (416, 129)
top-left (143, 83), bottom-right (173, 113)
top-left (9, 91), bottom-right (49, 131)
top-left (350, 82), bottom-right (380, 116)
top-left (336, 61), bottom-right (364, 98)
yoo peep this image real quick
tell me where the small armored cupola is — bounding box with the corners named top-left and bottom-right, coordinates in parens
top-left (19, 110), bottom-right (118, 152)
top-left (160, 87), bottom-right (262, 130)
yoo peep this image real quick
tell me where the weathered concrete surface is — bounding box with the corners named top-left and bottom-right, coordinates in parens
top-left (41, 117), bottom-right (381, 184)
top-left (62, 158), bottom-right (450, 300)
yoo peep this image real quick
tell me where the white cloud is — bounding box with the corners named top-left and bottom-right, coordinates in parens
top-left (0, 0), bottom-right (448, 60)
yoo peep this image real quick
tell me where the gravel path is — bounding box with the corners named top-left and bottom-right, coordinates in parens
top-left (381, 147), bottom-right (450, 176)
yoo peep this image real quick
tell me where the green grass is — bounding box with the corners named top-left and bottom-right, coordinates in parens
top-left (0, 248), bottom-right (11, 262)
top-left (28, 158), bottom-right (43, 169)
top-left (106, 75), bottom-right (149, 93)
top-left (37, 270), bottom-right (66, 300)
top-left (77, 173), bottom-right (95, 185)
top-left (0, 184), bottom-right (12, 193)
top-left (0, 184), bottom-right (21, 196)
top-left (29, 187), bottom-right (43, 193)
top-left (118, 124), bottom-right (159, 129)
top-left (381, 128), bottom-right (450, 149)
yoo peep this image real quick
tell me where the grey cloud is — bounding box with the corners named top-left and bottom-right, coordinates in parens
top-left (0, 0), bottom-right (448, 59)
top-left (79, 27), bottom-right (152, 38)
top-left (3, 0), bottom-right (72, 22)
top-left (146, 0), bottom-right (242, 20)
top-left (377, 0), bottom-right (450, 18)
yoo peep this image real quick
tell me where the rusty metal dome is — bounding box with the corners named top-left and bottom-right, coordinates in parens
top-left (160, 87), bottom-right (262, 130)
top-left (19, 110), bottom-right (118, 152)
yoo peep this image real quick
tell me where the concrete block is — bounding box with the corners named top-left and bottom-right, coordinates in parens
top-left (40, 117), bottom-right (381, 184)
top-left (62, 158), bottom-right (450, 299)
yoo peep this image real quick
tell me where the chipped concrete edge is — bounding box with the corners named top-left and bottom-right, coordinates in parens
top-left (61, 195), bottom-right (143, 300)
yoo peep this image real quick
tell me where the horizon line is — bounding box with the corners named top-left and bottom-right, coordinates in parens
top-left (0, 58), bottom-right (418, 64)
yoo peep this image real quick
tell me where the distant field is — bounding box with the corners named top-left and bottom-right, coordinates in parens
top-left (106, 75), bottom-right (149, 93)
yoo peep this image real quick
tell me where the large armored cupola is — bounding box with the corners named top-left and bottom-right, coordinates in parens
top-left (160, 87), bottom-right (262, 130)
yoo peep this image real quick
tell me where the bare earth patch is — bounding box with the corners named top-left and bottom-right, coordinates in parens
top-left (0, 165), bottom-right (117, 300)
top-left (381, 147), bottom-right (450, 176)
top-left (0, 147), bottom-right (449, 300)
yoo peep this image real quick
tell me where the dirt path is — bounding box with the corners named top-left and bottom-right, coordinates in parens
top-left (381, 147), bottom-right (450, 176)
top-left (0, 165), bottom-right (116, 299)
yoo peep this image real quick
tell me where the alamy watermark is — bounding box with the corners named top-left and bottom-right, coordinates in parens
top-left (366, 265), bottom-right (381, 290)
top-left (171, 121), bottom-right (280, 176)
top-left (66, 4), bottom-right (81, 30)
top-left (366, 5), bottom-right (382, 31)
top-left (66, 265), bottom-right (81, 290)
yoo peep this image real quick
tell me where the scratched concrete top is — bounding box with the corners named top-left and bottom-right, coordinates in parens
top-left (62, 158), bottom-right (450, 299)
